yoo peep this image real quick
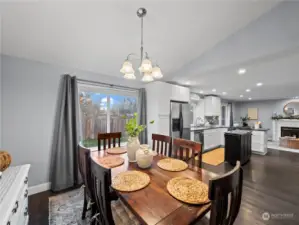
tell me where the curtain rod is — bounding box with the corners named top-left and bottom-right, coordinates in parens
top-left (77, 78), bottom-right (140, 91)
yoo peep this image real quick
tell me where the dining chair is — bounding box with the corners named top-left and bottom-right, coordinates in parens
top-left (208, 161), bottom-right (243, 225)
top-left (78, 143), bottom-right (94, 220)
top-left (90, 159), bottom-right (140, 225)
top-left (172, 138), bottom-right (202, 167)
top-left (98, 132), bottom-right (121, 150)
top-left (152, 133), bottom-right (172, 156)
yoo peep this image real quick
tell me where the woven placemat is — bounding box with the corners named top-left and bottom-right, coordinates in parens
top-left (106, 147), bottom-right (127, 155)
top-left (112, 171), bottom-right (150, 192)
top-left (97, 156), bottom-right (124, 168)
top-left (167, 177), bottom-right (210, 204)
top-left (157, 158), bottom-right (188, 172)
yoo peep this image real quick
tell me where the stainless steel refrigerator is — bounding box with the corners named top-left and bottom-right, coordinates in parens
top-left (170, 101), bottom-right (192, 140)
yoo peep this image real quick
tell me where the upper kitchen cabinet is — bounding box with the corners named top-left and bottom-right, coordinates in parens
top-left (204, 96), bottom-right (221, 116)
top-left (171, 84), bottom-right (190, 102)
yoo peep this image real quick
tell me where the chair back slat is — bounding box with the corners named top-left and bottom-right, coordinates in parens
top-left (98, 132), bottom-right (121, 150)
top-left (209, 161), bottom-right (243, 225)
top-left (173, 138), bottom-right (202, 168)
top-left (152, 134), bottom-right (172, 157)
top-left (78, 143), bottom-right (93, 199)
top-left (91, 159), bottom-right (115, 225)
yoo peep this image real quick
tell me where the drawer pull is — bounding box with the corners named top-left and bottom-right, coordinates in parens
top-left (12, 201), bottom-right (19, 214)
top-left (24, 189), bottom-right (28, 198)
top-left (24, 207), bottom-right (28, 216)
top-left (24, 177), bottom-right (28, 184)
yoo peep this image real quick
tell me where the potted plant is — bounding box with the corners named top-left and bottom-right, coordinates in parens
top-left (123, 113), bottom-right (154, 162)
top-left (240, 115), bottom-right (250, 127)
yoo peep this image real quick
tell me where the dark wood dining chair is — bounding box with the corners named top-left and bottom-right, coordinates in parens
top-left (152, 133), bottom-right (172, 156)
top-left (208, 161), bottom-right (243, 225)
top-left (78, 143), bottom-right (94, 220)
top-left (90, 159), bottom-right (139, 225)
top-left (98, 132), bottom-right (121, 150)
top-left (173, 138), bottom-right (202, 167)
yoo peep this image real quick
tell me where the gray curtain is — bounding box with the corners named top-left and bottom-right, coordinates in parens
top-left (50, 75), bottom-right (81, 192)
top-left (138, 88), bottom-right (147, 144)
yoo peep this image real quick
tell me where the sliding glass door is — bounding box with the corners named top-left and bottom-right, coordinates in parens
top-left (78, 84), bottom-right (138, 147)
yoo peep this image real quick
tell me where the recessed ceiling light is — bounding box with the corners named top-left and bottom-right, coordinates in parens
top-left (185, 81), bottom-right (190, 85)
top-left (222, 92), bottom-right (227, 95)
top-left (212, 89), bottom-right (216, 92)
top-left (240, 95), bottom-right (244, 98)
top-left (238, 68), bottom-right (246, 75)
top-left (256, 82), bottom-right (263, 86)
top-left (199, 90), bottom-right (204, 94)
top-left (248, 97), bottom-right (252, 100)
top-left (246, 89), bottom-right (251, 92)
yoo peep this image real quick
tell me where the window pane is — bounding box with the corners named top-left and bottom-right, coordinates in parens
top-left (109, 95), bottom-right (137, 142)
top-left (79, 92), bottom-right (107, 147)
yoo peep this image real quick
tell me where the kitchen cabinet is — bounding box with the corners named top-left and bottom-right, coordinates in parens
top-left (204, 96), bottom-right (221, 116)
top-left (203, 128), bottom-right (227, 151)
top-left (251, 130), bottom-right (268, 155)
top-left (145, 81), bottom-right (190, 146)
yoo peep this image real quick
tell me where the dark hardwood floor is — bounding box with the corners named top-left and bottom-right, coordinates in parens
top-left (29, 149), bottom-right (299, 225)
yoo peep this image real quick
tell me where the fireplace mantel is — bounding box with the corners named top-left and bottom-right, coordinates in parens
top-left (272, 119), bottom-right (299, 141)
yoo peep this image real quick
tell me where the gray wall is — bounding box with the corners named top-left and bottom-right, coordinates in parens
top-left (234, 99), bottom-right (296, 139)
top-left (1, 54), bottom-right (142, 186)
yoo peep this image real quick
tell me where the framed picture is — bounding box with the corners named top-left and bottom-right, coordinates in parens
top-left (248, 108), bottom-right (258, 120)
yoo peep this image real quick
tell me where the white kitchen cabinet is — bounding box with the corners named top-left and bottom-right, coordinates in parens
top-left (203, 128), bottom-right (227, 151)
top-left (251, 131), bottom-right (268, 155)
top-left (204, 96), bottom-right (221, 116)
top-left (145, 81), bottom-right (190, 146)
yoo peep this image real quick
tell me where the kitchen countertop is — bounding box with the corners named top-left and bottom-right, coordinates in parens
top-left (235, 127), bottom-right (270, 132)
top-left (190, 126), bottom-right (229, 131)
top-left (190, 126), bottom-right (269, 132)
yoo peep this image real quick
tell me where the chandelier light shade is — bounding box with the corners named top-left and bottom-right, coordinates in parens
top-left (124, 73), bottom-right (136, 80)
top-left (151, 66), bottom-right (163, 79)
top-left (120, 60), bottom-right (134, 74)
top-left (141, 72), bottom-right (154, 82)
top-left (139, 58), bottom-right (152, 73)
top-left (120, 8), bottom-right (163, 82)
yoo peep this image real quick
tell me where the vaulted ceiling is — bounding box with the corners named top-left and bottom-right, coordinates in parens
top-left (1, 0), bottom-right (297, 100)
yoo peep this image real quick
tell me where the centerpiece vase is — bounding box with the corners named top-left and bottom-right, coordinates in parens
top-left (127, 136), bottom-right (140, 162)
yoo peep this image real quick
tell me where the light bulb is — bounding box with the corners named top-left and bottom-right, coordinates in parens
top-left (141, 72), bottom-right (154, 82)
top-left (120, 60), bottom-right (134, 74)
top-left (139, 59), bottom-right (152, 73)
top-left (152, 66), bottom-right (163, 79)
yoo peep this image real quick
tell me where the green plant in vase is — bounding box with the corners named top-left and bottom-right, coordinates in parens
top-left (122, 113), bottom-right (154, 162)
top-left (240, 115), bottom-right (250, 127)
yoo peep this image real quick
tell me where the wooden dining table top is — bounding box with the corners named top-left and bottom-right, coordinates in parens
top-left (90, 147), bottom-right (218, 225)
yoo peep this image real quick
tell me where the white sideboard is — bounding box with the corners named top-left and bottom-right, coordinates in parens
top-left (0, 164), bottom-right (31, 225)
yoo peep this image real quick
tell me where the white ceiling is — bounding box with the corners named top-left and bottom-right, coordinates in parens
top-left (171, 1), bottom-right (299, 101)
top-left (1, 0), bottom-right (294, 101)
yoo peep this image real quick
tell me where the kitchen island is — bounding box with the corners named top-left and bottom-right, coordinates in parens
top-left (190, 126), bottom-right (228, 152)
top-left (191, 126), bottom-right (269, 155)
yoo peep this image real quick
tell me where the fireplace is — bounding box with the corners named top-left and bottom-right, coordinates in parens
top-left (281, 127), bottom-right (299, 138)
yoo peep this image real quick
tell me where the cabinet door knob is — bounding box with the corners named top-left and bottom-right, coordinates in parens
top-left (24, 189), bottom-right (28, 198)
top-left (7, 222), bottom-right (10, 225)
top-left (24, 177), bottom-right (28, 184)
top-left (24, 207), bottom-right (28, 216)
top-left (12, 201), bottom-right (19, 213)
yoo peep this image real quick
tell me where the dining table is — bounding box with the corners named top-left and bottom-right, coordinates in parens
top-left (90, 147), bottom-right (218, 225)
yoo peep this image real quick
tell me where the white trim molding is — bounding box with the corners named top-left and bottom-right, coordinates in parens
top-left (272, 119), bottom-right (299, 141)
top-left (28, 182), bottom-right (51, 196)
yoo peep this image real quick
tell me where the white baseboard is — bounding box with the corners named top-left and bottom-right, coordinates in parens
top-left (28, 182), bottom-right (51, 196)
top-left (267, 141), bottom-right (299, 153)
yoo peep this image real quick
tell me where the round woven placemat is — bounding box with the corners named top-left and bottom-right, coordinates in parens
top-left (112, 171), bottom-right (150, 192)
top-left (106, 147), bottom-right (127, 155)
top-left (167, 177), bottom-right (210, 204)
top-left (157, 158), bottom-right (188, 172)
top-left (97, 156), bottom-right (124, 168)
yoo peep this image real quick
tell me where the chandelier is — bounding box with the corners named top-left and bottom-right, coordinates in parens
top-left (120, 8), bottom-right (163, 82)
